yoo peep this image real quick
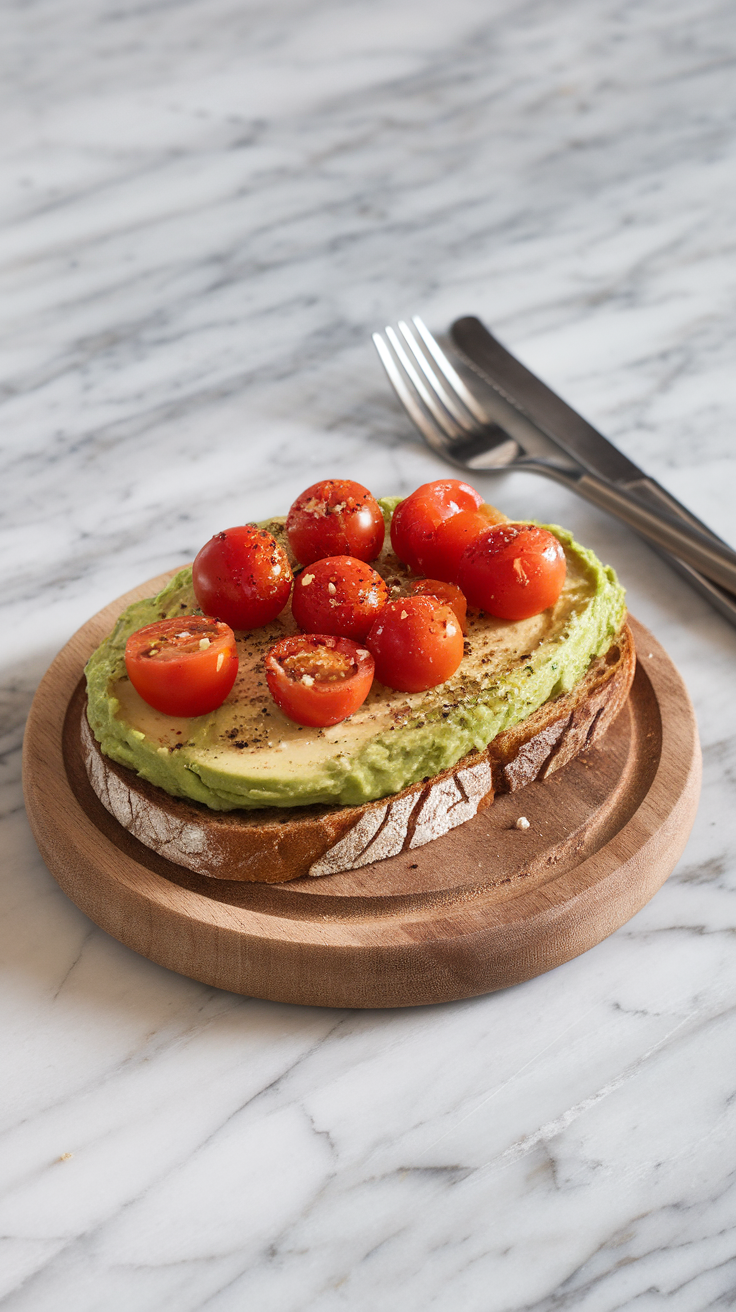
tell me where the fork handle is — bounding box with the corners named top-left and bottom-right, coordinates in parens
top-left (525, 458), bottom-right (736, 596)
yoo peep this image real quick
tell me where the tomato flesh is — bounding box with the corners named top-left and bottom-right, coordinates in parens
top-left (409, 578), bottom-right (468, 633)
top-left (458, 524), bottom-right (567, 621)
top-left (125, 617), bottom-right (238, 717)
top-left (291, 555), bottom-right (388, 641)
top-left (193, 525), bottom-right (293, 630)
top-left (366, 596), bottom-right (464, 693)
top-left (286, 479), bottom-right (385, 565)
top-left (390, 478), bottom-right (483, 575)
top-left (265, 634), bottom-right (375, 726)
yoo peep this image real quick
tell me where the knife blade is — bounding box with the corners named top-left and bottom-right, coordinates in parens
top-left (451, 315), bottom-right (736, 629)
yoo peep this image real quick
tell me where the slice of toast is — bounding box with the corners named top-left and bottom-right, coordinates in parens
top-left (81, 623), bottom-right (635, 883)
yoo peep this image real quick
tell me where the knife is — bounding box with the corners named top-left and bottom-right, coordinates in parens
top-left (451, 315), bottom-right (736, 629)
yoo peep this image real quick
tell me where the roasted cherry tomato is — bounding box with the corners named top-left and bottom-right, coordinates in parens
top-left (366, 596), bottom-right (464, 693)
top-left (390, 478), bottom-right (483, 576)
top-left (291, 555), bottom-right (388, 641)
top-left (458, 523), bottom-right (567, 621)
top-left (286, 479), bottom-right (385, 565)
top-left (125, 617), bottom-right (238, 717)
top-left (409, 578), bottom-right (468, 634)
top-left (193, 525), bottom-right (293, 630)
top-left (265, 634), bottom-right (374, 727)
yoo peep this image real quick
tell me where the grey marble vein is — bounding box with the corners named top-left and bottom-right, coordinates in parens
top-left (2, 0), bottom-right (736, 1307)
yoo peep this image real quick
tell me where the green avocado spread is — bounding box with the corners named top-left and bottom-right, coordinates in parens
top-left (85, 504), bottom-right (625, 811)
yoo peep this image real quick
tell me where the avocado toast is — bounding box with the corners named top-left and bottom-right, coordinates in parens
top-left (83, 502), bottom-right (633, 882)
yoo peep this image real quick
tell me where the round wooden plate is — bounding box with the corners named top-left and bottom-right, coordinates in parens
top-left (23, 573), bottom-right (701, 1008)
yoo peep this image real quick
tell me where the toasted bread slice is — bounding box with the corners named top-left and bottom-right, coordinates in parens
top-left (81, 623), bottom-right (635, 883)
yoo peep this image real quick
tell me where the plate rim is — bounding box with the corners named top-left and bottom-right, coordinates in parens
top-left (22, 573), bottom-right (702, 1005)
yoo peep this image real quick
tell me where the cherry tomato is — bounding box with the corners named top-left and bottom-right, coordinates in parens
top-left (286, 479), bottom-right (385, 565)
top-left (409, 578), bottom-right (468, 634)
top-left (390, 478), bottom-right (483, 575)
top-left (458, 523), bottom-right (567, 621)
top-left (193, 525), bottom-right (293, 630)
top-left (125, 617), bottom-right (238, 717)
top-left (291, 555), bottom-right (389, 641)
top-left (265, 634), bottom-right (374, 727)
top-left (366, 596), bottom-right (464, 693)
top-left (422, 508), bottom-right (491, 581)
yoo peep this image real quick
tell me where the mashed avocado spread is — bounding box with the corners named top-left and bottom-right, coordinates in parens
top-left (85, 505), bottom-right (625, 810)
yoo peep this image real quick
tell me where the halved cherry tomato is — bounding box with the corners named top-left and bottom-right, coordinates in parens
top-left (409, 578), bottom-right (468, 633)
top-left (291, 556), bottom-right (388, 641)
top-left (390, 478), bottom-right (483, 575)
top-left (193, 525), bottom-right (293, 630)
top-left (286, 479), bottom-right (385, 565)
top-left (265, 634), bottom-right (374, 727)
top-left (458, 523), bottom-right (567, 621)
top-left (366, 596), bottom-right (464, 692)
top-left (125, 617), bottom-right (238, 717)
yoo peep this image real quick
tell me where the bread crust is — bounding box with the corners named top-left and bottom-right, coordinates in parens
top-left (81, 623), bottom-right (635, 883)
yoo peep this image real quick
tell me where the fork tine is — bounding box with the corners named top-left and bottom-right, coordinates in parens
top-left (372, 332), bottom-right (452, 457)
top-left (397, 320), bottom-right (476, 433)
top-left (412, 316), bottom-right (489, 426)
top-left (384, 327), bottom-right (463, 440)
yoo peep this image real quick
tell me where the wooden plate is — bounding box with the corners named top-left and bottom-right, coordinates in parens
top-left (23, 573), bottom-right (701, 1008)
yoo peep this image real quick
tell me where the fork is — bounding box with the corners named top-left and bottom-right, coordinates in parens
top-left (372, 316), bottom-right (736, 595)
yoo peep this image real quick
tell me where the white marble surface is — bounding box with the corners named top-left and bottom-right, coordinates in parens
top-left (3, 0), bottom-right (736, 1306)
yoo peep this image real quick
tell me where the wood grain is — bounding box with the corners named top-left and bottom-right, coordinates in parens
top-left (22, 573), bottom-right (702, 1008)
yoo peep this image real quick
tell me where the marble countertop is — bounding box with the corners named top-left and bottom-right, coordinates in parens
top-left (4, 0), bottom-right (736, 1306)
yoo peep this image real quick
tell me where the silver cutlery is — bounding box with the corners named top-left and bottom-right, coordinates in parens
top-left (373, 316), bottom-right (736, 597)
top-left (451, 314), bottom-right (736, 629)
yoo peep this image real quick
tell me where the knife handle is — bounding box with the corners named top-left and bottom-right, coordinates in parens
top-left (452, 315), bottom-right (736, 629)
top-left (521, 459), bottom-right (736, 594)
top-left (620, 477), bottom-right (736, 625)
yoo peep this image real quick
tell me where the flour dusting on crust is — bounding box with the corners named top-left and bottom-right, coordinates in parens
top-left (81, 714), bottom-right (223, 873)
top-left (308, 758), bottom-right (493, 876)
